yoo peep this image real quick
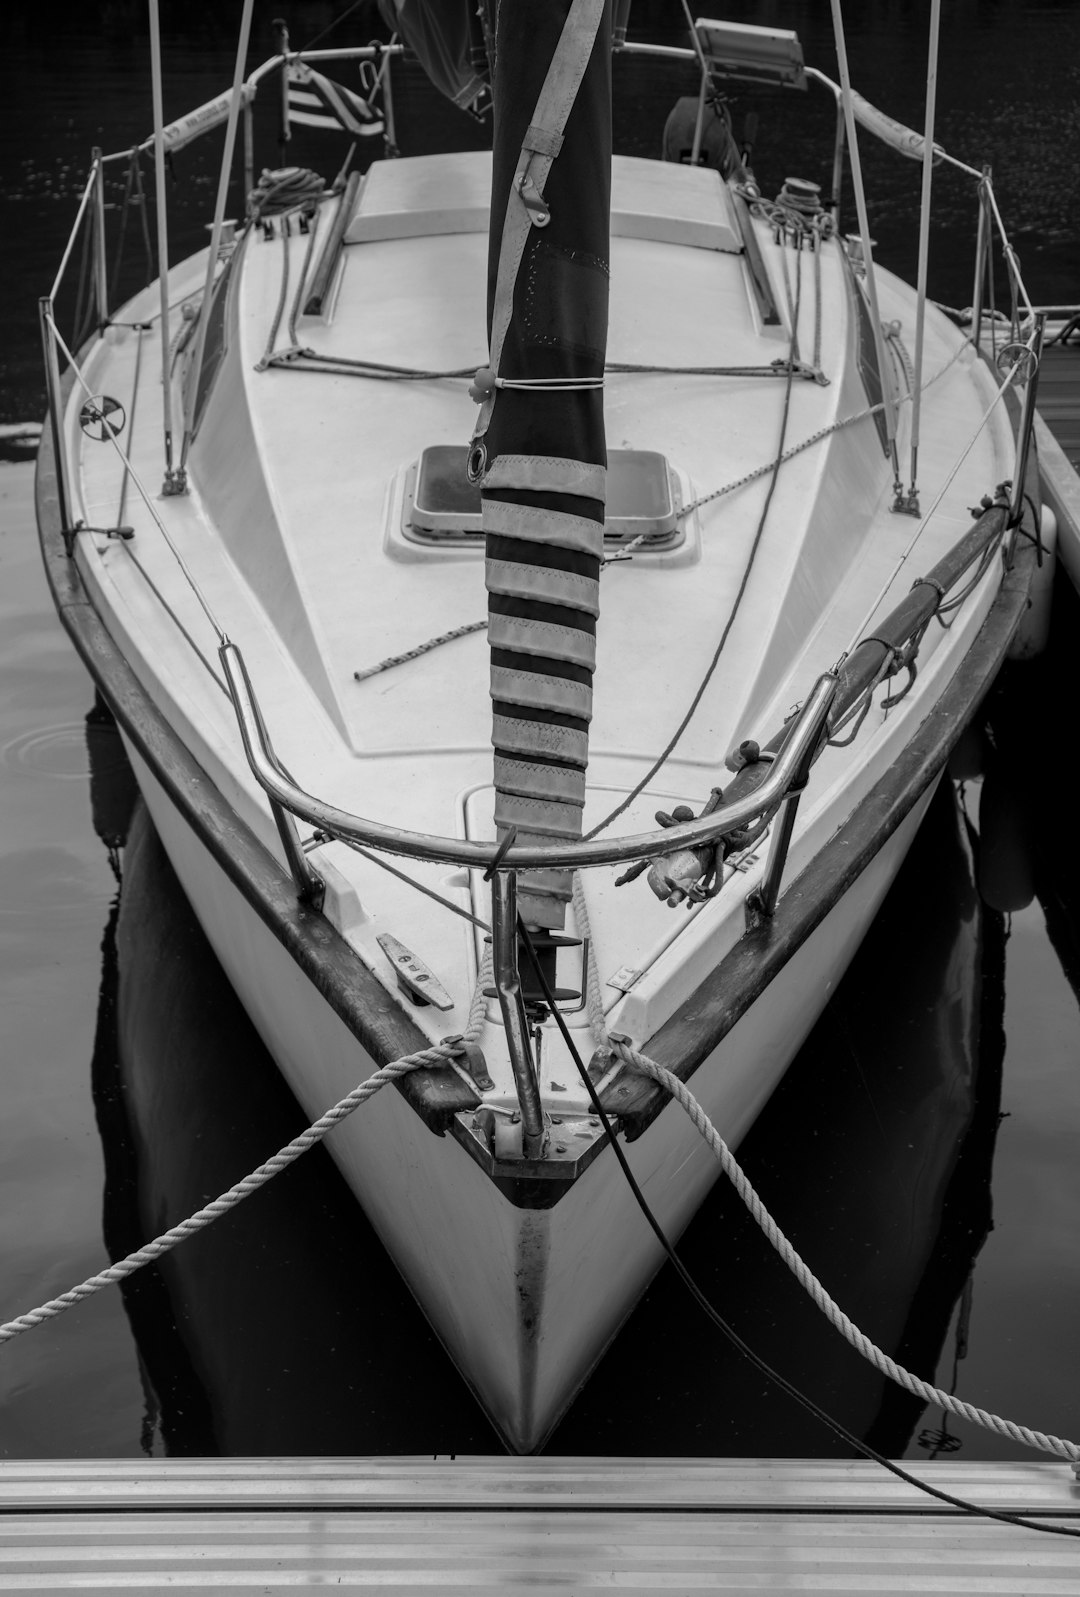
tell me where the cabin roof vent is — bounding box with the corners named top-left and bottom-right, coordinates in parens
top-left (402, 445), bottom-right (683, 549)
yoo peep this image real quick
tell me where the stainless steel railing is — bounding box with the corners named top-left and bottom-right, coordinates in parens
top-left (219, 642), bottom-right (838, 874)
top-left (220, 644), bottom-right (837, 1150)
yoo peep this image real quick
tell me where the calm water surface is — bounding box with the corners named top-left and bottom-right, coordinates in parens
top-left (1, 1), bottom-right (1079, 1460)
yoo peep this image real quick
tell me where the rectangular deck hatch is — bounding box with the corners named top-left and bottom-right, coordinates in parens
top-left (405, 446), bottom-right (682, 548)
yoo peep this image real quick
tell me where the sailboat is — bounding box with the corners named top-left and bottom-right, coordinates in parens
top-left (36, 2), bottom-right (1046, 1450)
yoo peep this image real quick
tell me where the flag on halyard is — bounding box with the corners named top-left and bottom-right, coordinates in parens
top-left (286, 61), bottom-right (384, 136)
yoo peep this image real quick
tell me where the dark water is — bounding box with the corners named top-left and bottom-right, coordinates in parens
top-left (1, 1), bottom-right (1079, 1461)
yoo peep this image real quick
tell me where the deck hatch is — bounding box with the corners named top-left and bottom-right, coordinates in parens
top-left (405, 446), bottom-right (682, 548)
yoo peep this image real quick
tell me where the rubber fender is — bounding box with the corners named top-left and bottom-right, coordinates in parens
top-left (977, 770), bottom-right (1035, 913)
top-left (86, 697), bottom-right (139, 850)
top-left (1007, 504), bottom-right (1057, 660)
top-left (946, 721), bottom-right (987, 783)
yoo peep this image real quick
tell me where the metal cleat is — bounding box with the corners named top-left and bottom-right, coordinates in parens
top-left (377, 932), bottom-right (454, 1010)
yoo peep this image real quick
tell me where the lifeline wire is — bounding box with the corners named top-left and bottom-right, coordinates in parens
top-left (46, 319), bottom-right (227, 644)
top-left (516, 918), bottom-right (1080, 1540)
top-left (301, 0), bottom-right (366, 50)
top-left (0, 1012), bottom-right (488, 1345)
top-left (316, 831), bottom-right (491, 932)
top-left (582, 249), bottom-right (804, 842)
top-left (841, 355), bottom-right (1022, 657)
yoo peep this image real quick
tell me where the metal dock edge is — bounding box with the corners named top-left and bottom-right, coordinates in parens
top-left (1, 1457), bottom-right (1077, 1592)
top-left (1037, 334), bottom-right (1080, 591)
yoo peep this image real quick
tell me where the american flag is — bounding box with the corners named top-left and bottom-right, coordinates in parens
top-left (286, 61), bottom-right (384, 138)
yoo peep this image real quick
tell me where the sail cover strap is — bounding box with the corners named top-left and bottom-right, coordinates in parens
top-left (472, 0), bottom-right (608, 457)
top-left (479, 0), bottom-right (611, 930)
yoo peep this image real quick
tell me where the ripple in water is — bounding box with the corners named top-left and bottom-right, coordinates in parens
top-left (2, 722), bottom-right (96, 780)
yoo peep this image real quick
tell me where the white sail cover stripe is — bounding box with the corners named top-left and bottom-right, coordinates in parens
top-left (490, 666), bottom-right (593, 720)
top-left (483, 454), bottom-right (606, 500)
top-left (494, 793), bottom-right (585, 838)
top-left (488, 612), bottom-right (596, 668)
top-left (493, 757), bottom-right (586, 806)
top-left (483, 499), bottom-right (604, 557)
top-left (492, 715), bottom-right (590, 766)
top-left (485, 559), bottom-right (600, 617)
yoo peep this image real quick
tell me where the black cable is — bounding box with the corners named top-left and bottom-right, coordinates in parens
top-left (581, 256), bottom-right (803, 842)
top-left (515, 915), bottom-right (1080, 1539)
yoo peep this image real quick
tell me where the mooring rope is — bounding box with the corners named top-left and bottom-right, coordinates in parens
top-left (0, 923), bottom-right (499, 1349)
top-left (0, 1045), bottom-right (449, 1345)
top-left (566, 880), bottom-right (1079, 1464)
top-left (620, 1044), bottom-right (1080, 1464)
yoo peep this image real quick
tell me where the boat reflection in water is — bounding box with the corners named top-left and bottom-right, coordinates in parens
top-left (88, 687), bottom-right (1006, 1456)
top-left (552, 775), bottom-right (1006, 1459)
top-left (95, 795), bottom-right (501, 1456)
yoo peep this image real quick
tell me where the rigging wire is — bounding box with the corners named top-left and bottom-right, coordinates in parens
top-left (839, 358), bottom-right (1022, 659)
top-left (46, 318), bottom-right (227, 644)
top-left (312, 831), bottom-right (491, 933)
top-left (581, 251), bottom-right (804, 842)
top-left (302, 0), bottom-right (368, 52)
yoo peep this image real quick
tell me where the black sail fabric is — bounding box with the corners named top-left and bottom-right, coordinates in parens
top-left (480, 0), bottom-right (611, 930)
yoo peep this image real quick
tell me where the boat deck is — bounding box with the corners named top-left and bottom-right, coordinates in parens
top-left (2, 1457), bottom-right (1077, 1592)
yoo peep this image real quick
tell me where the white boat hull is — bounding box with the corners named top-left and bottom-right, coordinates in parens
top-left (126, 738), bottom-right (934, 1450)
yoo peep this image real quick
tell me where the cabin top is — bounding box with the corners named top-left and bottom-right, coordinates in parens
top-left (344, 150), bottom-right (743, 254)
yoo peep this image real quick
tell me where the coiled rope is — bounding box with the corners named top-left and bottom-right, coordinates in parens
top-left (248, 166), bottom-right (326, 218)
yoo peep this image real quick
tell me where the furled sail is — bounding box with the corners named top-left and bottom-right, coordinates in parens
top-left (473, 0), bottom-right (611, 931)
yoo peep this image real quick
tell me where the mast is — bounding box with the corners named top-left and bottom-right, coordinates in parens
top-left (473, 0), bottom-right (611, 940)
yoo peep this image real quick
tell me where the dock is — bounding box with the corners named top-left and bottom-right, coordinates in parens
top-left (1, 1457), bottom-right (1078, 1591)
top-left (1039, 337), bottom-right (1080, 472)
top-left (1037, 332), bottom-right (1080, 591)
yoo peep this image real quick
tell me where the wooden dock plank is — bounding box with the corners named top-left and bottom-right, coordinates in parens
top-left (1, 1461), bottom-right (1077, 1593)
